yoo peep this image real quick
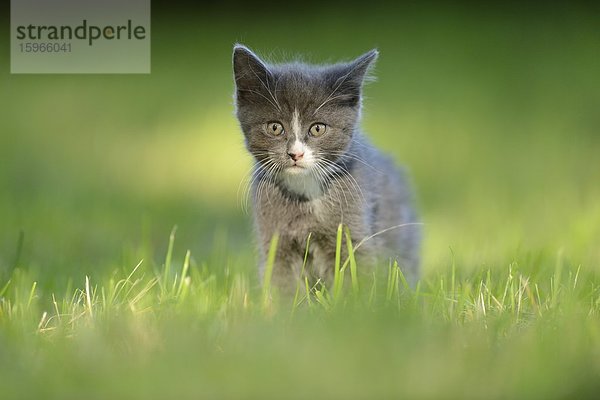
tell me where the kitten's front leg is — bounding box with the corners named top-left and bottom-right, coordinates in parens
top-left (258, 233), bottom-right (306, 295)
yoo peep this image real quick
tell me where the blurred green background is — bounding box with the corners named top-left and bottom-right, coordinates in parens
top-left (1, 1), bottom-right (599, 284)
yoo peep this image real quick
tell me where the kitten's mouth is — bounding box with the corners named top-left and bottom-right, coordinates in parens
top-left (288, 161), bottom-right (306, 168)
top-left (285, 164), bottom-right (308, 174)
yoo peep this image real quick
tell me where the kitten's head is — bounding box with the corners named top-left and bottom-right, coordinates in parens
top-left (232, 45), bottom-right (377, 179)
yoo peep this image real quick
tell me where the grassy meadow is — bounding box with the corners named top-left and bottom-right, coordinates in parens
top-left (1, 4), bottom-right (600, 398)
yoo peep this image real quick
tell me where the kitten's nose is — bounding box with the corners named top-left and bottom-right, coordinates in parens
top-left (288, 152), bottom-right (304, 162)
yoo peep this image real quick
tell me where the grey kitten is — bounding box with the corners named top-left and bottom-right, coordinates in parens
top-left (232, 45), bottom-right (421, 291)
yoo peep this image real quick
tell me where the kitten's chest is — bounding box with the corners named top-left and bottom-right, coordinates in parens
top-left (279, 172), bottom-right (323, 200)
top-left (254, 190), bottom-right (336, 237)
top-left (278, 198), bottom-right (331, 232)
top-left (253, 176), bottom-right (367, 244)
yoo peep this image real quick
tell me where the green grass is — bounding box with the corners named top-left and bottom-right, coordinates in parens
top-left (1, 229), bottom-right (599, 398)
top-left (1, 4), bottom-right (600, 399)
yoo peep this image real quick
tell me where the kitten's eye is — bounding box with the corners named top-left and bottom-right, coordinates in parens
top-left (309, 123), bottom-right (327, 137)
top-left (266, 122), bottom-right (284, 136)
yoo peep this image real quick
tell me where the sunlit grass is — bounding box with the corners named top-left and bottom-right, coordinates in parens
top-left (1, 229), bottom-right (599, 398)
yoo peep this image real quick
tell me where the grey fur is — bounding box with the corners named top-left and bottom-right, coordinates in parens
top-left (232, 44), bottom-right (421, 290)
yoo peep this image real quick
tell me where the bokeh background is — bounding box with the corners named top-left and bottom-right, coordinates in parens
top-left (1, 1), bottom-right (599, 287)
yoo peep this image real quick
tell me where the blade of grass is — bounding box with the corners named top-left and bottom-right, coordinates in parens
top-left (177, 251), bottom-right (191, 298)
top-left (85, 276), bottom-right (93, 318)
top-left (344, 227), bottom-right (359, 296)
top-left (262, 233), bottom-right (279, 309)
top-left (163, 226), bottom-right (177, 292)
top-left (293, 233), bottom-right (313, 310)
top-left (27, 281), bottom-right (37, 310)
top-left (333, 223), bottom-right (343, 301)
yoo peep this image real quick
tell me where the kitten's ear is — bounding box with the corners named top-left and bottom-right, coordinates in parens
top-left (328, 49), bottom-right (379, 107)
top-left (232, 44), bottom-right (271, 92)
top-left (347, 49), bottom-right (379, 84)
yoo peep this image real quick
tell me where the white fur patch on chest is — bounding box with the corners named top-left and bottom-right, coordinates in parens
top-left (279, 171), bottom-right (323, 200)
